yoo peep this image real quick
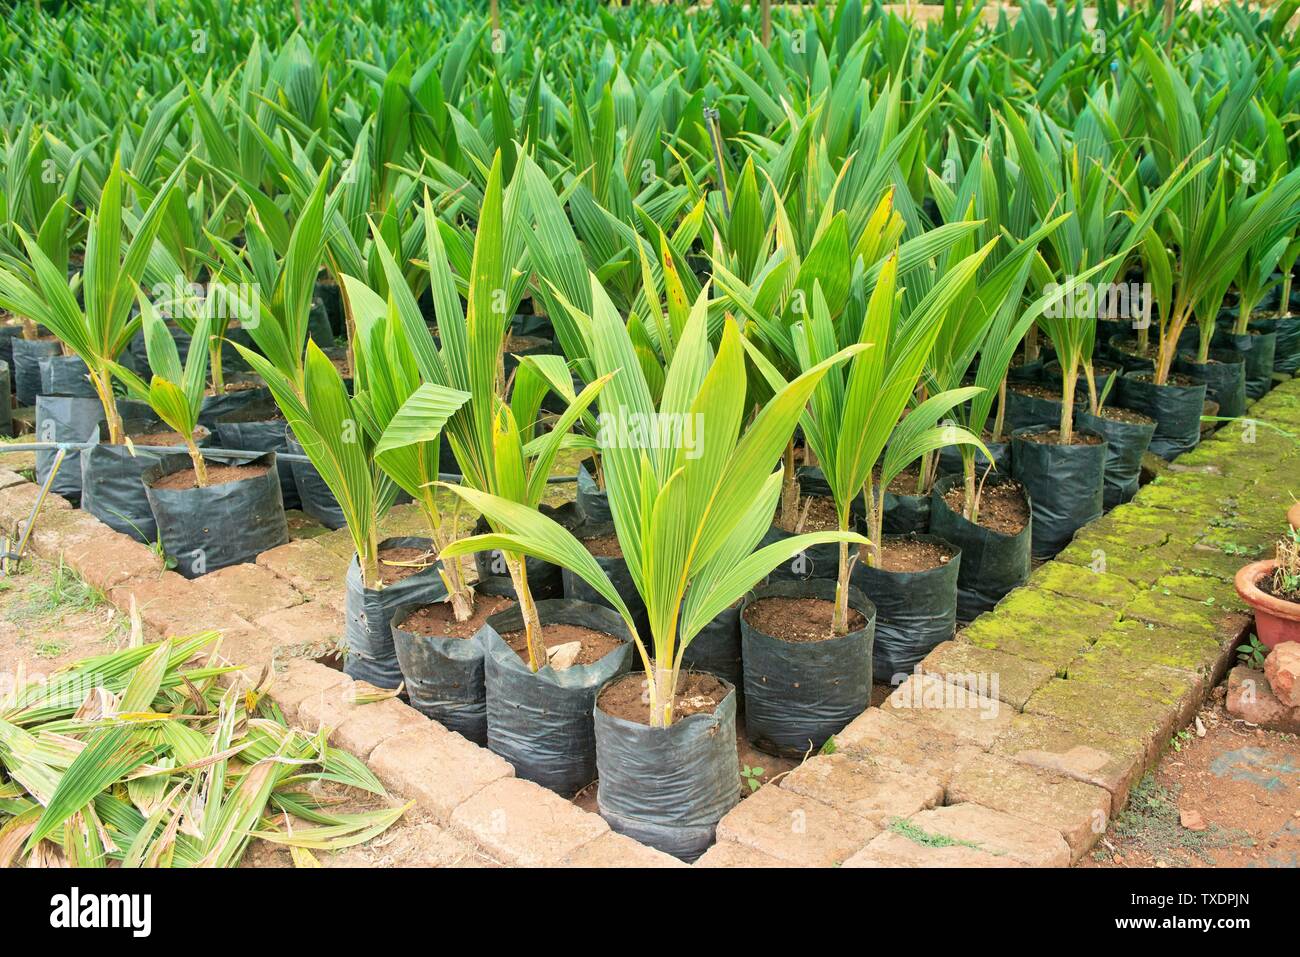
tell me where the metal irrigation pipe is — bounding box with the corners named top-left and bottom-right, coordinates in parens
top-left (0, 440), bottom-right (579, 484)
top-left (1, 445), bottom-right (66, 576)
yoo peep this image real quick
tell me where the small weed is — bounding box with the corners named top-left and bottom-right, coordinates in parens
top-left (889, 818), bottom-right (985, 851)
top-left (32, 640), bottom-right (66, 659)
top-left (4, 560), bottom-right (103, 624)
top-left (819, 736), bottom-right (837, 756)
top-left (1236, 635), bottom-right (1268, 669)
top-left (1169, 728), bottom-right (1193, 753)
top-left (740, 764), bottom-right (765, 793)
top-left (1109, 776), bottom-right (1251, 865)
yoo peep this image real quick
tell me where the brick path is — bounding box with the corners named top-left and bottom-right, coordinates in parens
top-left (1, 379), bottom-right (1296, 866)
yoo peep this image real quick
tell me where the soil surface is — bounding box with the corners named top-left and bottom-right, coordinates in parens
top-left (1131, 371), bottom-right (1200, 387)
top-left (1095, 406), bottom-right (1155, 426)
top-left (1021, 429), bottom-right (1105, 446)
top-left (582, 533), bottom-right (623, 559)
top-left (1088, 682), bottom-right (1300, 868)
top-left (130, 428), bottom-right (204, 447)
top-left (943, 480), bottom-right (1030, 535)
top-left (205, 379), bottom-right (263, 396)
top-left (377, 545), bottom-right (436, 585)
top-left (875, 463), bottom-right (925, 496)
top-left (743, 595), bottom-right (865, 642)
top-left (399, 593), bottom-right (515, 639)
top-left (505, 334), bottom-right (549, 353)
top-left (1259, 573), bottom-right (1300, 604)
top-left (221, 404), bottom-right (284, 423)
top-left (876, 536), bottom-right (955, 573)
top-left (0, 556), bottom-right (127, 674)
top-left (777, 494), bottom-right (840, 533)
top-left (149, 462), bottom-right (271, 490)
top-left (1113, 339), bottom-right (1160, 360)
top-left (502, 622), bottom-right (623, 666)
top-left (1010, 382), bottom-right (1064, 402)
top-left (598, 670), bottom-right (729, 724)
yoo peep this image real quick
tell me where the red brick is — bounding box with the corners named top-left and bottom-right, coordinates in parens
top-left (779, 754), bottom-right (943, 825)
top-left (269, 660), bottom-right (353, 726)
top-left (842, 831), bottom-right (1013, 868)
top-left (193, 562), bottom-right (305, 621)
top-left (369, 725), bottom-right (514, 824)
top-left (255, 538), bottom-right (348, 600)
top-left (558, 832), bottom-right (687, 868)
top-left (254, 600), bottom-right (344, 659)
top-left (945, 752), bottom-right (1112, 862)
top-left (449, 778), bottom-right (608, 866)
top-left (714, 785), bottom-right (878, 867)
top-left (906, 804), bottom-right (1070, 867)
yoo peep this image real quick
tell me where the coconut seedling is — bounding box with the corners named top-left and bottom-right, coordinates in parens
top-left (1000, 104), bottom-right (1203, 438)
top-left (0, 123), bottom-right (83, 341)
top-left (0, 156), bottom-right (185, 444)
top-left (368, 155), bottom-right (609, 673)
top-left (345, 276), bottom-right (474, 619)
top-left (743, 256), bottom-right (990, 631)
top-left (1135, 40), bottom-right (1300, 383)
top-left (443, 276), bottom-right (867, 727)
top-left (1229, 216), bottom-right (1292, 338)
top-left (109, 296), bottom-right (215, 485)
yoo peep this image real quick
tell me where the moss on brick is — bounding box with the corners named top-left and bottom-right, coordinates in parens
top-left (1027, 561), bottom-right (1140, 608)
top-left (994, 587), bottom-right (1120, 633)
top-left (960, 614), bottom-right (1095, 671)
top-left (1080, 620), bottom-right (1226, 679)
top-left (1055, 538), bottom-right (1182, 585)
top-left (1149, 573), bottom-right (1248, 614)
top-left (1023, 677), bottom-right (1180, 761)
top-left (1120, 586), bottom-right (1250, 639)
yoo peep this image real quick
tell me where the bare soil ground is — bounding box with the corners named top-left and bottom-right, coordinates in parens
top-left (1088, 681), bottom-right (1300, 868)
top-left (0, 555), bottom-right (127, 674)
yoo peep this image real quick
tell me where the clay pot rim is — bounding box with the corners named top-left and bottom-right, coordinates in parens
top-left (1234, 559), bottom-right (1300, 623)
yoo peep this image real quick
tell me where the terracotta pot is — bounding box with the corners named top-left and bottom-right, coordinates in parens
top-left (1288, 501), bottom-right (1300, 532)
top-left (1235, 559), bottom-right (1300, 649)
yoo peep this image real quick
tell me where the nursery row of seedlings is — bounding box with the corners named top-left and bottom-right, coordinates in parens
top-left (2, 0), bottom-right (1299, 861)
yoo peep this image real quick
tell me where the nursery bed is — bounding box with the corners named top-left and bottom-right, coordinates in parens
top-left (1, 378), bottom-right (1297, 866)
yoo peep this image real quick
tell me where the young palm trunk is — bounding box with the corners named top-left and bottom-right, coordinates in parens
top-left (992, 378), bottom-right (1007, 443)
top-left (1024, 323), bottom-right (1040, 363)
top-left (779, 440), bottom-right (799, 527)
top-left (1059, 361), bottom-right (1079, 444)
top-left (862, 472), bottom-right (882, 569)
top-left (650, 659), bottom-right (674, 728)
top-left (186, 442), bottom-right (208, 487)
top-left (1196, 321), bottom-right (1214, 364)
top-left (1234, 297), bottom-right (1256, 337)
top-left (357, 509), bottom-right (381, 589)
top-left (210, 341), bottom-right (225, 396)
top-left (90, 366), bottom-right (124, 445)
top-left (832, 511), bottom-right (856, 636)
top-left (1279, 274), bottom-right (1293, 319)
top-left (427, 498), bottom-right (474, 622)
top-left (962, 449), bottom-right (980, 525)
top-left (1155, 299), bottom-right (1195, 385)
top-left (1082, 363), bottom-right (1100, 416)
top-left (505, 553), bottom-right (546, 672)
